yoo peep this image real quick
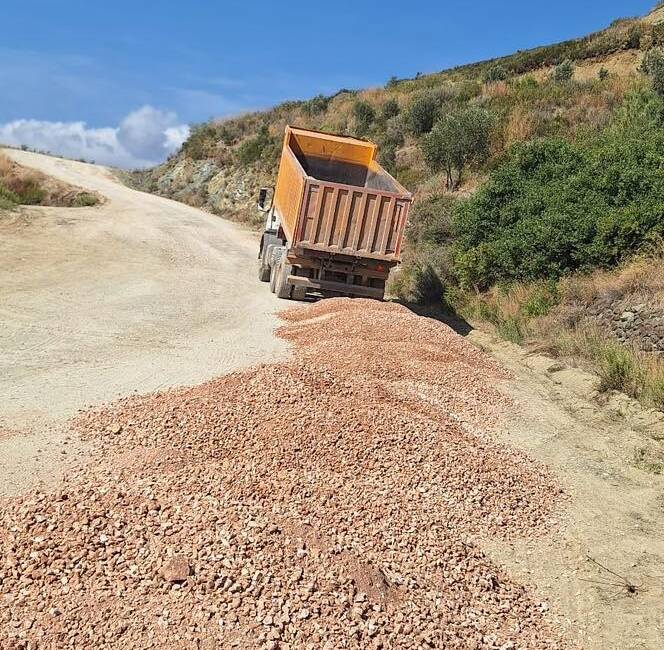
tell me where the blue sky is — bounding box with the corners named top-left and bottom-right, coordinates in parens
top-left (0, 0), bottom-right (656, 167)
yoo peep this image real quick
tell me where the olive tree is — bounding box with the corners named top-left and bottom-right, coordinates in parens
top-left (422, 107), bottom-right (493, 191)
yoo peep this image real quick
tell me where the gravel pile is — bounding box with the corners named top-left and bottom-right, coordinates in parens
top-left (1, 299), bottom-right (565, 649)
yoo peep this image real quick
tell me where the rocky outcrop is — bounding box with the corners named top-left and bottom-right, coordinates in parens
top-left (128, 157), bottom-right (274, 226)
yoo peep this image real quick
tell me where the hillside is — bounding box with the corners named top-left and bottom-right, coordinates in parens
top-left (131, 4), bottom-right (664, 412)
top-left (131, 6), bottom-right (663, 220)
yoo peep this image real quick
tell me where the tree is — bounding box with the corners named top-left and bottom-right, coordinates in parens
top-left (552, 59), bottom-right (574, 83)
top-left (404, 92), bottom-right (440, 135)
top-left (641, 48), bottom-right (664, 97)
top-left (422, 107), bottom-right (493, 191)
top-left (482, 64), bottom-right (508, 84)
top-left (352, 100), bottom-right (376, 136)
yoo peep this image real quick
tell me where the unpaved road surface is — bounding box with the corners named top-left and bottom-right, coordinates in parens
top-left (1, 152), bottom-right (663, 649)
top-left (0, 149), bottom-right (287, 494)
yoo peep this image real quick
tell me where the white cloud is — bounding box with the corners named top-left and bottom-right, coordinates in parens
top-left (0, 106), bottom-right (189, 169)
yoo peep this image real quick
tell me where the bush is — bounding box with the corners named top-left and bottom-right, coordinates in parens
top-left (422, 107), bottom-right (493, 190)
top-left (235, 125), bottom-right (277, 166)
top-left (598, 67), bottom-right (610, 81)
top-left (352, 100), bottom-right (376, 136)
top-left (483, 65), bottom-right (509, 84)
top-left (183, 123), bottom-right (217, 160)
top-left (641, 48), bottom-right (664, 97)
top-left (626, 24), bottom-right (642, 50)
top-left (15, 179), bottom-right (45, 205)
top-left (403, 92), bottom-right (440, 135)
top-left (380, 98), bottom-right (400, 122)
top-left (598, 343), bottom-right (640, 393)
top-left (303, 94), bottom-right (330, 116)
top-left (73, 193), bottom-right (99, 207)
top-left (552, 59), bottom-right (575, 83)
top-left (0, 183), bottom-right (20, 207)
top-left (407, 193), bottom-right (456, 246)
top-left (452, 90), bottom-right (664, 289)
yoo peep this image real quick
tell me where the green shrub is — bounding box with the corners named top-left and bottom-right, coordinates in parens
top-left (380, 98), bottom-right (400, 122)
top-left (17, 180), bottom-right (45, 205)
top-left (0, 183), bottom-right (20, 208)
top-left (235, 125), bottom-right (277, 166)
top-left (483, 65), bottom-right (508, 84)
top-left (422, 107), bottom-right (493, 190)
top-left (496, 316), bottom-right (525, 344)
top-left (73, 193), bottom-right (99, 207)
top-left (598, 343), bottom-right (640, 393)
top-left (552, 59), bottom-right (575, 83)
top-left (598, 67), bottom-right (610, 81)
top-left (453, 90), bottom-right (664, 289)
top-left (303, 94), bottom-right (330, 116)
top-left (641, 48), bottom-right (664, 97)
top-left (403, 92), bottom-right (440, 135)
top-left (352, 100), bottom-right (376, 136)
top-left (626, 24), bottom-right (643, 50)
top-left (183, 123), bottom-right (217, 160)
top-left (406, 193), bottom-right (456, 247)
top-left (522, 281), bottom-right (560, 317)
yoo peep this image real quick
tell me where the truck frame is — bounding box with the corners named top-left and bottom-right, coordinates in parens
top-left (257, 126), bottom-right (412, 301)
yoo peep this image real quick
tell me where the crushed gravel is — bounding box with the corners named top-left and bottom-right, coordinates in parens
top-left (0, 299), bottom-right (566, 649)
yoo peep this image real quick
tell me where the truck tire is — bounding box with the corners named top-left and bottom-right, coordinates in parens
top-left (292, 286), bottom-right (307, 301)
top-left (269, 261), bottom-right (279, 293)
top-left (275, 259), bottom-right (293, 300)
top-left (258, 263), bottom-right (271, 282)
top-left (259, 233), bottom-right (282, 265)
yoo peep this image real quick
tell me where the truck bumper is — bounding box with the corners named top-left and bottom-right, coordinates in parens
top-left (287, 275), bottom-right (384, 299)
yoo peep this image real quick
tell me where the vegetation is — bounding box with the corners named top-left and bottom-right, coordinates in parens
top-left (0, 153), bottom-right (100, 209)
top-left (422, 107), bottom-right (493, 190)
top-left (452, 88), bottom-right (664, 289)
top-left (552, 59), bottom-right (575, 82)
top-left (641, 47), bottom-right (664, 96)
top-left (143, 5), bottom-right (664, 409)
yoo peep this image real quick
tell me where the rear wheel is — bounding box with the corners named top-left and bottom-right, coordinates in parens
top-left (292, 286), bottom-right (307, 301)
top-left (269, 262), bottom-right (279, 293)
top-left (258, 263), bottom-right (271, 282)
top-left (275, 259), bottom-right (293, 300)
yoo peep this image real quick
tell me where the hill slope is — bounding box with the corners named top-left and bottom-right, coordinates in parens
top-left (131, 5), bottom-right (663, 224)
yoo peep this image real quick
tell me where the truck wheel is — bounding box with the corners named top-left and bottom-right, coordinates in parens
top-left (275, 260), bottom-right (293, 300)
top-left (269, 262), bottom-right (279, 293)
top-left (258, 263), bottom-right (271, 282)
top-left (292, 286), bottom-right (307, 301)
top-left (260, 234), bottom-right (282, 265)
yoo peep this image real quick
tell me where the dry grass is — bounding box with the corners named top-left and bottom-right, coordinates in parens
top-left (457, 254), bottom-right (664, 411)
top-left (504, 106), bottom-right (537, 146)
top-left (547, 323), bottom-right (664, 410)
top-left (483, 81), bottom-right (511, 99)
top-left (559, 246), bottom-right (664, 309)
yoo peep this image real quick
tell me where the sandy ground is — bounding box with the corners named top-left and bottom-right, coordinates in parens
top-left (0, 149), bottom-right (288, 495)
top-left (469, 330), bottom-right (664, 650)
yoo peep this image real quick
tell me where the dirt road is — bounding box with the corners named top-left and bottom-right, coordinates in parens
top-left (0, 149), bottom-right (287, 494)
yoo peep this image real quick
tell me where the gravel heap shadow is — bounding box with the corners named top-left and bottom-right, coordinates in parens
top-left (0, 299), bottom-right (566, 649)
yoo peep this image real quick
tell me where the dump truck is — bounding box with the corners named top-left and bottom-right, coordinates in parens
top-left (257, 126), bottom-right (412, 300)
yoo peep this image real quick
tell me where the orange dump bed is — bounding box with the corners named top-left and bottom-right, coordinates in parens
top-left (273, 126), bottom-right (412, 262)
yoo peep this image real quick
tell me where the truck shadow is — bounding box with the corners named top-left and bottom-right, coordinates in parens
top-left (394, 300), bottom-right (474, 337)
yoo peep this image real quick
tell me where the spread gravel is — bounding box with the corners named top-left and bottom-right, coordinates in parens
top-left (1, 299), bottom-right (565, 649)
